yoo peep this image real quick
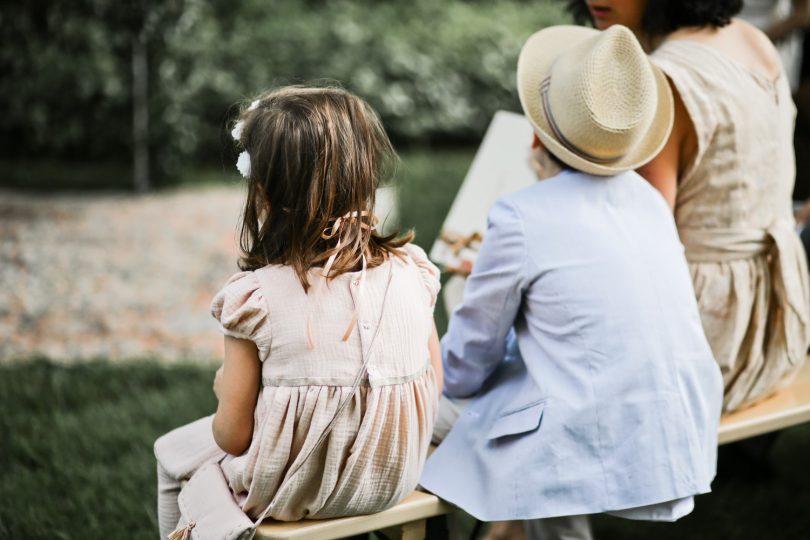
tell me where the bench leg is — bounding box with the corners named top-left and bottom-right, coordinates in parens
top-left (378, 519), bottom-right (426, 540)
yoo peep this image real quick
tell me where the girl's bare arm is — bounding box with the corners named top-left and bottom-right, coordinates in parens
top-left (212, 336), bottom-right (261, 455)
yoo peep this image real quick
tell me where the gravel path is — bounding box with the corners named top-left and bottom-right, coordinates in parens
top-left (0, 186), bottom-right (245, 363)
top-left (0, 186), bottom-right (398, 363)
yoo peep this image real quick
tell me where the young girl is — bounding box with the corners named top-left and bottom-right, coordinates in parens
top-left (154, 85), bottom-right (442, 537)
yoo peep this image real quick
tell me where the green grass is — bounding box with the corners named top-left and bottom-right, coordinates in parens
top-left (394, 148), bottom-right (474, 250)
top-left (394, 148), bottom-right (476, 334)
top-left (2, 360), bottom-right (810, 539)
top-left (0, 360), bottom-right (217, 540)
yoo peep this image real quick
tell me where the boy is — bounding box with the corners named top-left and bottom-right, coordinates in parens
top-left (420, 25), bottom-right (723, 539)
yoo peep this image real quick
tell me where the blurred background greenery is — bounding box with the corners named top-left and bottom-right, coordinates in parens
top-left (1, 0), bottom-right (566, 191)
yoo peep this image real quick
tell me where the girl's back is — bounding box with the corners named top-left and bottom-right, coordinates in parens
top-left (667, 18), bottom-right (782, 83)
top-left (213, 245), bottom-right (439, 520)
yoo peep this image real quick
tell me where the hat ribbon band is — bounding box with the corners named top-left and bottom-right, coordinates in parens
top-left (540, 76), bottom-right (625, 165)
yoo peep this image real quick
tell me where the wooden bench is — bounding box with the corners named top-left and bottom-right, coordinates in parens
top-left (718, 359), bottom-right (810, 444)
top-left (256, 360), bottom-right (810, 540)
top-left (255, 490), bottom-right (451, 540)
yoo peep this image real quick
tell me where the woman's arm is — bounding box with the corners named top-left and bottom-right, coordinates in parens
top-left (636, 77), bottom-right (696, 209)
top-left (212, 336), bottom-right (261, 455)
top-left (428, 321), bottom-right (443, 398)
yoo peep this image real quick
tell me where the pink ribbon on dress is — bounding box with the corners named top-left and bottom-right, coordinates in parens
top-left (167, 520), bottom-right (195, 540)
top-left (307, 211), bottom-right (379, 350)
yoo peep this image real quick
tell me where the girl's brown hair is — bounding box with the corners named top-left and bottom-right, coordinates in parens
top-left (233, 84), bottom-right (413, 290)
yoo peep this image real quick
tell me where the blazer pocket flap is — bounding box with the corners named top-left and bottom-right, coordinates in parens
top-left (486, 400), bottom-right (545, 440)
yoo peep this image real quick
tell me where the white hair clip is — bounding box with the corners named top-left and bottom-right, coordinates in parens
top-left (235, 151), bottom-right (251, 178)
top-left (232, 99), bottom-right (262, 178)
top-left (231, 122), bottom-right (244, 141)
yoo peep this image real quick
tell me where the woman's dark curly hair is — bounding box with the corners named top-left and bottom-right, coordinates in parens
top-left (565, 0), bottom-right (743, 36)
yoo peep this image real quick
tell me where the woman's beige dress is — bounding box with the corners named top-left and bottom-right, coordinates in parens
top-left (155, 244), bottom-right (439, 522)
top-left (652, 40), bottom-right (810, 412)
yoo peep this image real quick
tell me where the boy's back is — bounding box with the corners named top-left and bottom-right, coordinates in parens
top-left (513, 169), bottom-right (713, 397)
top-left (422, 169), bottom-right (723, 520)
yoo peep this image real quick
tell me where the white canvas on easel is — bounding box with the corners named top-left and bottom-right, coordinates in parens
top-left (430, 110), bottom-right (537, 313)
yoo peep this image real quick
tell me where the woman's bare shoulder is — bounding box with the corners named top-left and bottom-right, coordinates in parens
top-left (718, 18), bottom-right (782, 80)
top-left (665, 19), bottom-right (782, 82)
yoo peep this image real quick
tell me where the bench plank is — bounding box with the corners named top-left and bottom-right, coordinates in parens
top-left (718, 360), bottom-right (810, 444)
top-left (255, 490), bottom-right (451, 540)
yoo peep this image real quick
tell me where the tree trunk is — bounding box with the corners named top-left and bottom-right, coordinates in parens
top-left (132, 32), bottom-right (150, 193)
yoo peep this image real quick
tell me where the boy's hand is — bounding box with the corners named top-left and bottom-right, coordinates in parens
top-left (445, 259), bottom-right (473, 276)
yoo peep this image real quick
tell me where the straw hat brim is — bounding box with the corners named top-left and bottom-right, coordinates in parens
top-left (517, 25), bottom-right (674, 176)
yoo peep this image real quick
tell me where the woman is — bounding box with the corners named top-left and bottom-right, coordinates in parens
top-left (566, 0), bottom-right (810, 412)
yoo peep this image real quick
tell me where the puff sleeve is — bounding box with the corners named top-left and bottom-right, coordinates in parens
top-left (210, 271), bottom-right (271, 361)
top-left (403, 243), bottom-right (441, 308)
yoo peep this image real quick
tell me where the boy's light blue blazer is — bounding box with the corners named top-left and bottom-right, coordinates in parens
top-left (420, 170), bottom-right (724, 521)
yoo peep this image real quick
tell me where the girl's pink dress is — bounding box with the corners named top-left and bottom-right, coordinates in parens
top-left (154, 244), bottom-right (440, 522)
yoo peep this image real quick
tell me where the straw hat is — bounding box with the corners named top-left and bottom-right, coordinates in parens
top-left (517, 25), bottom-right (673, 176)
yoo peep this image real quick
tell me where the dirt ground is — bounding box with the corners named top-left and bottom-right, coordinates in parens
top-left (0, 186), bottom-right (245, 363)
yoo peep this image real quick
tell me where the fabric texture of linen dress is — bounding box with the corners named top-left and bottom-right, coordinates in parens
top-left (155, 243), bottom-right (439, 523)
top-left (652, 40), bottom-right (810, 412)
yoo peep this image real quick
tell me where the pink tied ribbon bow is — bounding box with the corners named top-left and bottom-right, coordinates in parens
top-left (167, 520), bottom-right (195, 540)
top-left (307, 211), bottom-right (379, 350)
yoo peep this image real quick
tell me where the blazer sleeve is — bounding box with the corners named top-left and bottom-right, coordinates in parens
top-left (441, 197), bottom-right (529, 398)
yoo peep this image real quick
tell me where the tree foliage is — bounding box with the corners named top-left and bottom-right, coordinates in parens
top-left (1, 0), bottom-right (568, 187)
